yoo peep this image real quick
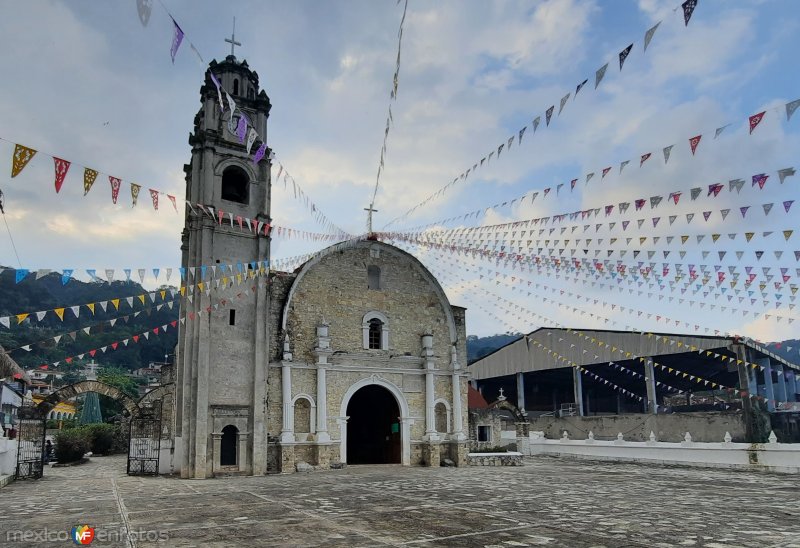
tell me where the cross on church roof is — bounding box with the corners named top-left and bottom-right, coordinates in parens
top-left (225, 17), bottom-right (242, 57)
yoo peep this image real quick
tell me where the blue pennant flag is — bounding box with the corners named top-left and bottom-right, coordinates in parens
top-left (61, 269), bottom-right (73, 285)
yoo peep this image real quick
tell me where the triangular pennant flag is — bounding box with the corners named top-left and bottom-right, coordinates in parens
top-left (618, 44), bottom-right (633, 70)
top-left (130, 183), bottom-right (141, 207)
top-left (778, 167), bottom-right (795, 184)
top-left (682, 0), bottom-right (698, 26)
top-left (545, 106), bottom-right (555, 127)
top-left (170, 17), bottom-right (184, 64)
top-left (595, 63), bottom-right (608, 89)
top-left (11, 144), bottom-right (37, 178)
top-left (83, 168), bottom-right (98, 195)
top-left (689, 135), bottom-right (702, 155)
top-left (109, 176), bottom-right (122, 204)
top-left (663, 145), bottom-right (673, 164)
top-left (749, 111), bottom-right (766, 134)
top-left (149, 189), bottom-right (159, 210)
top-left (643, 21), bottom-right (661, 51)
top-left (575, 78), bottom-right (588, 97)
top-left (787, 99), bottom-right (800, 121)
top-left (53, 157), bottom-right (71, 193)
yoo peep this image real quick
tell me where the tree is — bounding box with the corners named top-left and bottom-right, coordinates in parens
top-left (97, 366), bottom-right (143, 417)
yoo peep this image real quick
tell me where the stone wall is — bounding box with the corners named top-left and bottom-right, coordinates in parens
top-left (527, 411), bottom-right (748, 443)
top-left (282, 242), bottom-right (456, 363)
top-left (467, 452), bottom-right (524, 466)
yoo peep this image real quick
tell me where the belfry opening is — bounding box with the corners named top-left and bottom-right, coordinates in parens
top-left (346, 385), bottom-right (401, 464)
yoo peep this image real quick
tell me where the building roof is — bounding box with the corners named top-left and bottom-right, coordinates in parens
top-left (468, 327), bottom-right (800, 380)
top-left (0, 345), bottom-right (30, 384)
top-left (468, 385), bottom-right (490, 409)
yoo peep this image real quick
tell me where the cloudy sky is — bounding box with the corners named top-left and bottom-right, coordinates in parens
top-left (0, 0), bottom-right (798, 341)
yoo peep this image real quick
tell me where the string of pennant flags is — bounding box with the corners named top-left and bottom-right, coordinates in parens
top-left (368, 0), bottom-right (409, 221)
top-left (392, 161), bottom-right (797, 234)
top-left (132, 0), bottom-right (349, 237)
top-left (395, 236), bottom-right (800, 321)
top-left (2, 297), bottom-right (178, 356)
top-left (438, 268), bottom-right (708, 401)
top-left (30, 276), bottom-right (265, 370)
top-left (389, 232), bottom-right (800, 297)
top-left (1, 246), bottom-right (331, 331)
top-left (426, 254), bottom-right (795, 390)
top-left (426, 250), bottom-right (790, 347)
top-left (391, 238), bottom-right (797, 327)
top-left (384, 0), bottom-right (703, 229)
top-left (4, 132), bottom-right (349, 237)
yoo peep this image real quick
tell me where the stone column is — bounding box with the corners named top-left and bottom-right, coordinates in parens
top-left (760, 358), bottom-right (775, 412)
top-left (316, 366), bottom-right (330, 442)
top-left (238, 432), bottom-right (250, 473)
top-left (211, 432), bottom-right (222, 476)
top-left (422, 334), bottom-right (439, 441)
top-left (572, 368), bottom-right (584, 416)
top-left (516, 372), bottom-right (526, 412)
top-left (280, 362), bottom-right (294, 443)
top-left (314, 322), bottom-right (332, 442)
top-left (644, 358), bottom-right (657, 414)
top-left (450, 345), bottom-right (466, 441)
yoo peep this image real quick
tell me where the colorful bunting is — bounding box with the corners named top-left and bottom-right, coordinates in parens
top-left (749, 111), bottom-right (765, 134)
top-left (83, 168), bottom-right (98, 195)
top-left (130, 183), bottom-right (141, 207)
top-left (149, 189), bottom-right (159, 210)
top-left (109, 176), bottom-right (121, 204)
top-left (689, 135), bottom-right (702, 155)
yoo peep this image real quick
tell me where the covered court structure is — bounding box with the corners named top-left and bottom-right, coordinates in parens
top-left (469, 328), bottom-right (800, 443)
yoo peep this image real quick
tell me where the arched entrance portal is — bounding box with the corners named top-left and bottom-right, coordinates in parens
top-left (220, 425), bottom-right (238, 466)
top-left (346, 385), bottom-right (401, 464)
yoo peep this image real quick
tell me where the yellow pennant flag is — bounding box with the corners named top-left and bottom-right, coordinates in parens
top-left (180, 286), bottom-right (186, 296)
top-left (681, 235), bottom-right (689, 244)
top-left (54, 308), bottom-right (65, 321)
top-left (160, 290), bottom-right (166, 300)
top-left (11, 144), bottom-right (37, 177)
top-left (138, 294), bottom-right (146, 304)
top-left (639, 237), bottom-right (646, 244)
top-left (712, 234), bottom-right (720, 242)
top-left (16, 313), bottom-right (29, 324)
top-left (745, 232), bottom-right (754, 242)
top-left (83, 168), bottom-right (98, 195)
top-left (197, 282), bottom-right (204, 292)
top-left (87, 303), bottom-right (95, 315)
top-left (111, 298), bottom-right (120, 310)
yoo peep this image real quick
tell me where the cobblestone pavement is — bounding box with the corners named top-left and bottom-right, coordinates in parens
top-left (1, 455), bottom-right (799, 547)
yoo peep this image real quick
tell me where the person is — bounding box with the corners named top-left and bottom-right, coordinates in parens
top-left (44, 439), bottom-right (53, 463)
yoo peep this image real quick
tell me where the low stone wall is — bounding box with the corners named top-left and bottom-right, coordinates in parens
top-left (467, 452), bottom-right (523, 466)
top-left (527, 411), bottom-right (747, 443)
top-left (526, 432), bottom-right (800, 473)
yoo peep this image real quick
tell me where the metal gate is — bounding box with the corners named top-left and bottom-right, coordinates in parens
top-left (15, 403), bottom-right (46, 480)
top-left (127, 401), bottom-right (162, 476)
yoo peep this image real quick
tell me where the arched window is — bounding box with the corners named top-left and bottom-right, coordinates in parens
top-left (233, 78), bottom-right (239, 96)
top-left (362, 311), bottom-right (389, 350)
top-left (220, 425), bottom-right (238, 466)
top-left (367, 265), bottom-right (381, 290)
top-left (434, 402), bottom-right (449, 434)
top-left (221, 165), bottom-right (249, 204)
top-left (368, 319), bottom-right (383, 349)
top-left (294, 398), bottom-right (312, 434)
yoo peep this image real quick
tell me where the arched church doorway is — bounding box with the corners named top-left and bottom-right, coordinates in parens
top-left (220, 425), bottom-right (238, 466)
top-left (346, 385), bottom-right (401, 464)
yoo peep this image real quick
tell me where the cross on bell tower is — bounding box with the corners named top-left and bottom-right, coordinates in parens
top-left (225, 17), bottom-right (242, 57)
top-left (364, 204), bottom-right (378, 235)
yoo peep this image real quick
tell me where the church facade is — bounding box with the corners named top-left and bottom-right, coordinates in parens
top-left (173, 55), bottom-right (469, 478)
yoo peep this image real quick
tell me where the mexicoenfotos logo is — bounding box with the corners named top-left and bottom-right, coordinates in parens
top-left (71, 525), bottom-right (95, 545)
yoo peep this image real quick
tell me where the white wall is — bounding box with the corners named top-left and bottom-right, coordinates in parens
top-left (525, 431), bottom-right (800, 474)
top-left (0, 436), bottom-right (18, 478)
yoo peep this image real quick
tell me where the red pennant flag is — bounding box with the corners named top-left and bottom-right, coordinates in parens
top-left (109, 176), bottom-right (122, 204)
top-left (752, 173), bottom-right (768, 189)
top-left (168, 194), bottom-right (177, 211)
top-left (670, 192), bottom-right (681, 204)
top-left (689, 135), bottom-right (702, 155)
top-left (65, 357), bottom-right (73, 364)
top-left (153, 327), bottom-right (160, 335)
top-left (218, 209), bottom-right (224, 224)
top-left (133, 335), bottom-right (140, 343)
top-left (111, 342), bottom-right (118, 350)
top-left (149, 189), bottom-right (159, 210)
top-left (749, 111), bottom-right (765, 134)
top-left (602, 167), bottom-right (612, 179)
top-left (639, 153), bottom-right (651, 167)
top-left (53, 157), bottom-right (71, 193)
top-left (170, 320), bottom-right (177, 328)
top-left (89, 349), bottom-right (97, 357)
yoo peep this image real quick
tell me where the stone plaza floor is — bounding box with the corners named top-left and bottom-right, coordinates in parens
top-left (0, 455), bottom-right (799, 547)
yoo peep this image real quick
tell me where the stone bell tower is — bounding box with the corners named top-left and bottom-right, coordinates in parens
top-left (174, 53), bottom-right (272, 478)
